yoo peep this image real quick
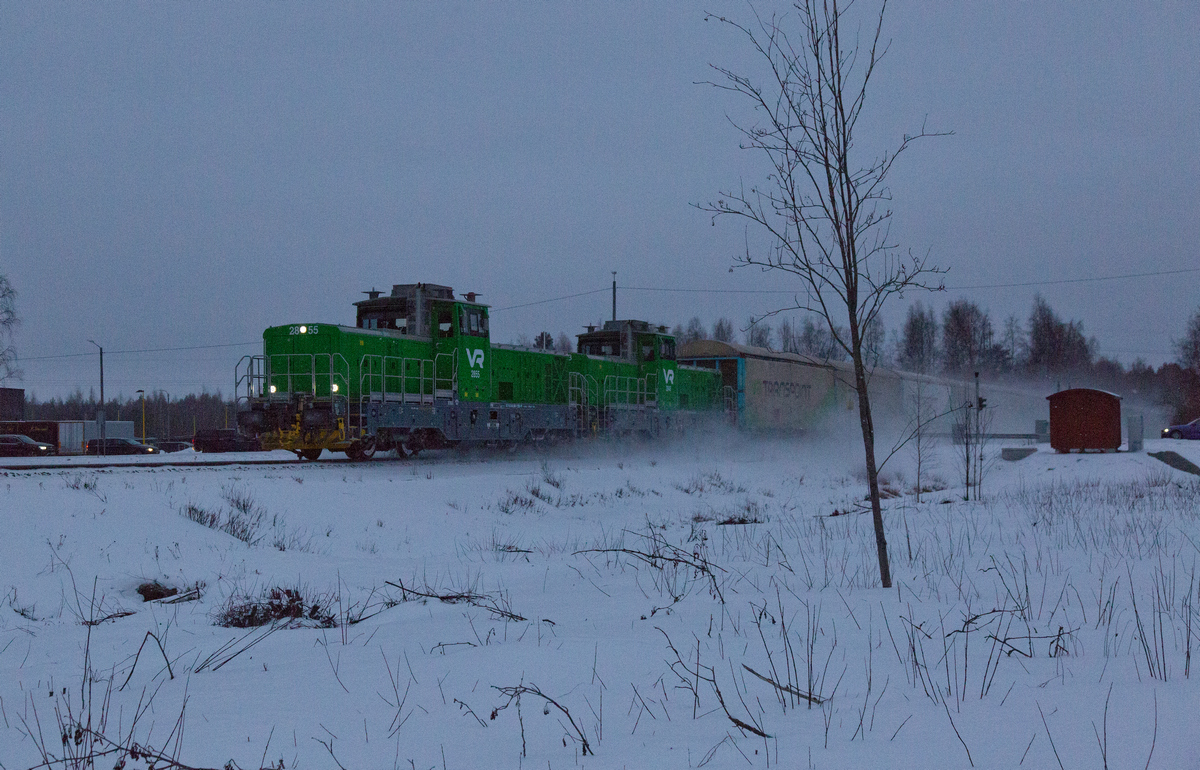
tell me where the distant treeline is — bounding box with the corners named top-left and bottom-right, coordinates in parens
top-left (23, 391), bottom-right (235, 439)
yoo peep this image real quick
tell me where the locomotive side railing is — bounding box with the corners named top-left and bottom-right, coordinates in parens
top-left (359, 355), bottom-right (436, 405)
top-left (235, 355), bottom-right (266, 413)
top-left (602, 375), bottom-right (651, 408)
top-left (569, 372), bottom-right (600, 435)
top-left (356, 354), bottom-right (439, 436)
top-left (252, 353), bottom-right (351, 424)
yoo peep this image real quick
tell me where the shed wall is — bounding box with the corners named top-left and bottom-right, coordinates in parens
top-left (1048, 389), bottom-right (1122, 451)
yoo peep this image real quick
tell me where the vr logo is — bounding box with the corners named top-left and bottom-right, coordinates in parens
top-left (664, 370), bottom-right (675, 385)
top-left (466, 349), bottom-right (486, 368)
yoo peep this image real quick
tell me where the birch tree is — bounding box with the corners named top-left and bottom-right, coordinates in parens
top-left (701, 0), bottom-right (946, 587)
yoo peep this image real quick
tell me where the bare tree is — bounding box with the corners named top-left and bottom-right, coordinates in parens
top-left (905, 380), bottom-right (937, 504)
top-left (684, 316), bottom-right (709, 344)
top-left (1174, 307), bottom-right (1200, 374)
top-left (701, 0), bottom-right (946, 587)
top-left (940, 299), bottom-right (987, 374)
top-left (951, 387), bottom-right (992, 502)
top-left (0, 275), bottom-right (18, 382)
top-left (777, 317), bottom-right (798, 353)
top-left (797, 317), bottom-right (845, 361)
top-left (898, 302), bottom-right (938, 374)
top-left (556, 332), bottom-right (574, 354)
top-left (712, 317), bottom-right (735, 342)
top-left (1026, 294), bottom-right (1093, 379)
top-left (746, 317), bottom-right (773, 348)
top-left (1001, 313), bottom-right (1024, 369)
top-left (862, 315), bottom-right (887, 367)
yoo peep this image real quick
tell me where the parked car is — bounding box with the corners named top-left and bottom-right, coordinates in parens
top-left (0, 433), bottom-right (56, 457)
top-left (84, 437), bottom-right (160, 455)
top-left (193, 429), bottom-right (260, 453)
top-left (1161, 417), bottom-right (1200, 440)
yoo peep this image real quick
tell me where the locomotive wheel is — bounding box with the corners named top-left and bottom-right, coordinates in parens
top-left (347, 438), bottom-right (376, 461)
top-left (301, 448), bottom-right (323, 461)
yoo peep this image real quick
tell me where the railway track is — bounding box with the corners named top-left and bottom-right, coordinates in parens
top-left (0, 452), bottom-right (407, 472)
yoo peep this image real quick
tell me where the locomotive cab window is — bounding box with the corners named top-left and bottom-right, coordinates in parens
top-left (579, 330), bottom-right (622, 357)
top-left (459, 307), bottom-right (489, 338)
top-left (436, 308), bottom-right (453, 335)
top-left (659, 338), bottom-right (675, 361)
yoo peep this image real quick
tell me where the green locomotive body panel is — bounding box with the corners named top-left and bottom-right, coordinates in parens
top-left (674, 364), bottom-right (723, 411)
top-left (489, 346), bottom-right (571, 405)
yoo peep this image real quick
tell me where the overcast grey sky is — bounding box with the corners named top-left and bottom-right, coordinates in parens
top-left (3, 1), bottom-right (1198, 400)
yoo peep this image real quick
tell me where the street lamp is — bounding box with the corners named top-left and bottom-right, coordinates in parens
top-left (137, 390), bottom-right (145, 444)
top-left (159, 390), bottom-right (171, 441)
top-left (88, 340), bottom-right (105, 455)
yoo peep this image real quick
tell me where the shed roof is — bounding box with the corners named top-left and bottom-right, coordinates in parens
top-left (1046, 387), bottom-right (1123, 402)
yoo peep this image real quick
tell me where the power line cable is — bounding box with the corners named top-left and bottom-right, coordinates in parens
top-left (494, 265), bottom-right (1200, 309)
top-left (947, 266), bottom-right (1200, 290)
top-left (492, 288), bottom-right (609, 312)
top-left (18, 341), bottom-right (261, 363)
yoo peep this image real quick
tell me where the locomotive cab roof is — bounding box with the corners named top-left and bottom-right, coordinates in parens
top-left (353, 283), bottom-right (487, 338)
top-left (577, 319), bottom-right (675, 363)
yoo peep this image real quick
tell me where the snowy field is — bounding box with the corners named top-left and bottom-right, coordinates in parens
top-left (2, 434), bottom-right (1199, 769)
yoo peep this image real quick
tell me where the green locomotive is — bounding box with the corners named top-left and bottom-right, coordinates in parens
top-left (235, 283), bottom-right (725, 459)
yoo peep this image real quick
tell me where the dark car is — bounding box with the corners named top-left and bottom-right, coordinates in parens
top-left (193, 429), bottom-right (261, 453)
top-left (1162, 417), bottom-right (1200, 440)
top-left (155, 440), bottom-right (193, 453)
top-left (85, 437), bottom-right (160, 455)
top-left (0, 433), bottom-right (56, 457)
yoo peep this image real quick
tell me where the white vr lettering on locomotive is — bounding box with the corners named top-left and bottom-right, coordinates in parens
top-left (664, 370), bottom-right (675, 385)
top-left (466, 349), bottom-right (486, 368)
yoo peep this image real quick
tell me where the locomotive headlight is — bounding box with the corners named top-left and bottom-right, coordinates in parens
top-left (300, 325), bottom-right (307, 334)
top-left (269, 385), bottom-right (277, 394)
top-left (331, 383), bottom-right (339, 392)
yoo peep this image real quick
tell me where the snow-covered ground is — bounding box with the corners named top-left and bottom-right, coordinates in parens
top-left (2, 434), bottom-right (1199, 769)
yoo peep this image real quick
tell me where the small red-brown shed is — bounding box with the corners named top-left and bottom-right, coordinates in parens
top-left (1046, 388), bottom-right (1122, 453)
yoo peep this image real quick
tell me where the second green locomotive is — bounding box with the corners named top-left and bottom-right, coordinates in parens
top-left (235, 283), bottom-right (725, 459)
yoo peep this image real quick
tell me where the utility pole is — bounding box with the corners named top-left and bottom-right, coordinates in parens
top-left (611, 272), bottom-right (616, 322)
top-left (974, 371), bottom-right (982, 500)
top-left (137, 389), bottom-right (145, 443)
top-left (88, 340), bottom-right (105, 455)
top-left (160, 390), bottom-right (171, 441)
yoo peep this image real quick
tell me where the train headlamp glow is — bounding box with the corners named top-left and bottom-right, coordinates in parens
top-left (299, 325), bottom-right (307, 334)
top-left (269, 385), bottom-right (277, 394)
top-left (331, 383), bottom-right (339, 392)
